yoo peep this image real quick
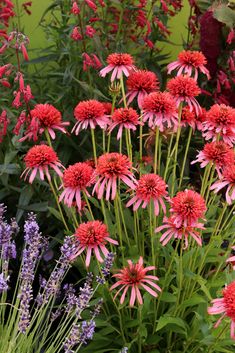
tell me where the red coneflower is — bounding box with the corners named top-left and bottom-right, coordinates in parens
top-left (192, 141), bottom-right (235, 177)
top-left (110, 256), bottom-right (161, 307)
top-left (59, 162), bottom-right (95, 210)
top-left (208, 280), bottom-right (235, 339)
top-left (142, 91), bottom-right (178, 131)
top-left (100, 53), bottom-right (135, 82)
top-left (109, 107), bottom-right (140, 140)
top-left (126, 70), bottom-right (159, 108)
top-left (20, 104), bottom-right (69, 141)
top-left (126, 173), bottom-right (168, 215)
top-left (167, 50), bottom-right (210, 80)
top-left (72, 220), bottom-right (118, 267)
top-left (202, 104), bottom-right (235, 146)
top-left (156, 216), bottom-right (205, 248)
top-left (167, 75), bottom-right (201, 115)
top-left (72, 100), bottom-right (110, 135)
top-left (210, 164), bottom-right (235, 204)
top-left (21, 145), bottom-right (63, 183)
top-left (170, 189), bottom-right (207, 227)
top-left (93, 152), bottom-right (137, 200)
top-left (181, 106), bottom-right (197, 129)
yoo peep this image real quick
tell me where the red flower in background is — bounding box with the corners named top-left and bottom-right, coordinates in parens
top-left (192, 141), bottom-right (235, 177)
top-left (20, 103), bottom-right (69, 141)
top-left (202, 104), bottom-right (235, 146)
top-left (167, 50), bottom-right (210, 80)
top-left (208, 281), bottom-right (235, 339)
top-left (72, 221), bottom-right (118, 267)
top-left (167, 75), bottom-right (201, 115)
top-left (72, 100), bottom-right (109, 134)
top-left (170, 189), bottom-right (207, 227)
top-left (126, 70), bottom-right (159, 108)
top-left (93, 152), bottom-right (136, 200)
top-left (156, 215), bottom-right (204, 248)
top-left (110, 256), bottom-right (161, 307)
top-left (126, 173), bottom-right (168, 215)
top-left (59, 162), bottom-right (95, 210)
top-left (210, 164), bottom-right (235, 205)
top-left (142, 91), bottom-right (178, 131)
top-left (100, 53), bottom-right (135, 82)
top-left (109, 107), bottom-right (140, 140)
top-left (22, 145), bottom-right (63, 183)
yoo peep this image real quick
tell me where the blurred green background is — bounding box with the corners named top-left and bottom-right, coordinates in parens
top-left (16, 0), bottom-right (189, 60)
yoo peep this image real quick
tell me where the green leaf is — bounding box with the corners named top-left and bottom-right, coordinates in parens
top-left (156, 315), bottom-right (187, 332)
top-left (213, 5), bottom-right (235, 28)
top-left (48, 206), bottom-right (62, 221)
top-left (18, 202), bottom-right (48, 212)
top-left (16, 186), bottom-right (33, 222)
top-left (160, 292), bottom-right (177, 303)
top-left (0, 163), bottom-right (20, 175)
top-left (181, 294), bottom-right (206, 308)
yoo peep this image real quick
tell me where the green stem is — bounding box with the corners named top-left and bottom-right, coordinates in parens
top-left (171, 104), bottom-right (182, 197)
top-left (179, 127), bottom-right (192, 189)
top-left (48, 178), bottom-right (69, 232)
top-left (154, 128), bottom-right (159, 174)
top-left (120, 75), bottom-right (127, 108)
top-left (91, 128), bottom-right (97, 165)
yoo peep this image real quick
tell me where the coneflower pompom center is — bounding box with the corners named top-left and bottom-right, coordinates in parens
top-left (136, 174), bottom-right (167, 201)
top-left (207, 104), bottom-right (235, 127)
top-left (24, 145), bottom-right (59, 168)
top-left (167, 76), bottom-right (201, 98)
top-left (74, 100), bottom-right (105, 121)
top-left (30, 104), bottom-right (62, 127)
top-left (142, 92), bottom-right (176, 114)
top-left (75, 221), bottom-right (109, 246)
top-left (107, 53), bottom-right (134, 66)
top-left (112, 108), bottom-right (139, 124)
top-left (171, 190), bottom-right (206, 221)
top-left (178, 50), bottom-right (207, 67)
top-left (96, 153), bottom-right (131, 178)
top-left (63, 163), bottom-right (94, 189)
top-left (126, 70), bottom-right (159, 93)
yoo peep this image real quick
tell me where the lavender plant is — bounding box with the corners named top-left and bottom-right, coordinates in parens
top-left (0, 204), bottom-right (111, 353)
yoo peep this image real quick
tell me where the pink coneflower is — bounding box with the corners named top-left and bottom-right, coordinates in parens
top-left (72, 221), bottom-right (118, 267)
top-left (59, 162), bottom-right (95, 210)
top-left (126, 173), bottom-right (168, 215)
top-left (101, 102), bottom-right (112, 115)
top-left (192, 141), bottom-right (235, 177)
top-left (208, 280), bottom-right (235, 339)
top-left (20, 104), bottom-right (70, 141)
top-left (142, 91), bottom-right (178, 131)
top-left (181, 106), bottom-right (197, 129)
top-left (226, 246), bottom-right (235, 270)
top-left (170, 189), bottom-right (207, 227)
top-left (126, 70), bottom-right (159, 108)
top-left (210, 164), bottom-right (235, 204)
top-left (156, 216), bottom-right (205, 248)
top-left (93, 153), bottom-right (137, 200)
top-left (109, 107), bottom-right (140, 140)
top-left (21, 145), bottom-right (63, 183)
top-left (110, 256), bottom-right (161, 307)
top-left (167, 75), bottom-right (201, 115)
top-left (100, 53), bottom-right (135, 82)
top-left (167, 50), bottom-right (210, 80)
top-left (202, 104), bottom-right (235, 146)
top-left (72, 100), bottom-right (109, 135)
